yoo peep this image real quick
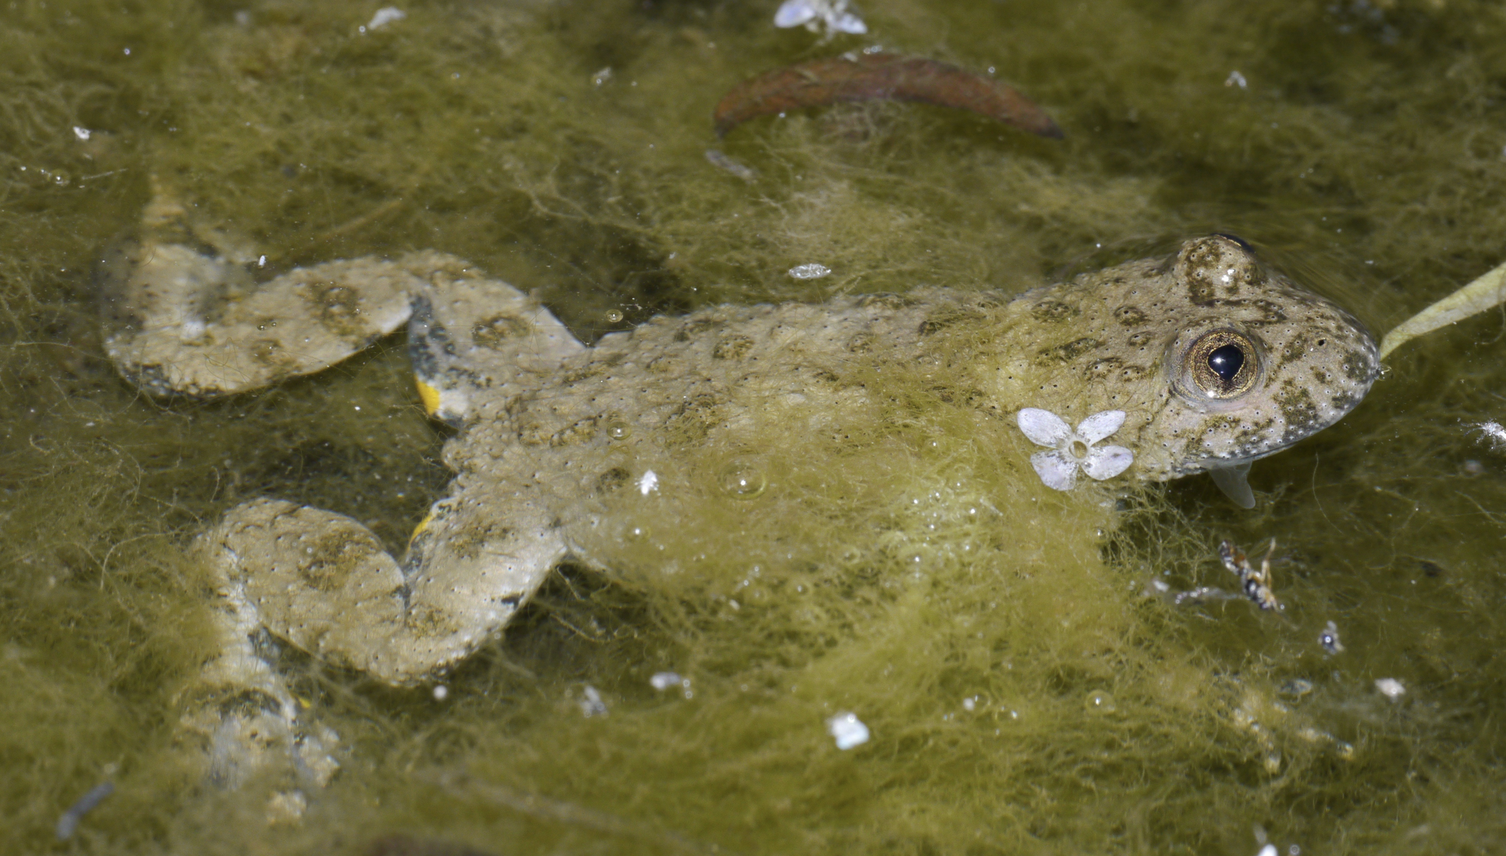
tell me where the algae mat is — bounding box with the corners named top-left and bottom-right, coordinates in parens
top-left (4, 0), bottom-right (1506, 853)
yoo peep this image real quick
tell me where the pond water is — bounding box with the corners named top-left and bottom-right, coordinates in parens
top-left (4, 0), bottom-right (1506, 853)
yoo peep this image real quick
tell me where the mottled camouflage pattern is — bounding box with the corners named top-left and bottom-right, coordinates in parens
top-left (107, 211), bottom-right (1375, 691)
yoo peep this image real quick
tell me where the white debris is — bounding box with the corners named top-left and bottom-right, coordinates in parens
top-left (1257, 846), bottom-right (1278, 856)
top-left (650, 671), bottom-right (683, 691)
top-left (705, 148), bottom-right (757, 181)
top-left (56, 781), bottom-right (113, 840)
top-left (591, 67), bottom-right (613, 86)
top-left (1225, 70), bottom-right (1248, 89)
top-left (638, 469), bottom-right (659, 496)
top-left (363, 7), bottom-right (405, 31)
top-left (578, 685), bottom-right (608, 717)
top-left (775, 0), bottom-right (867, 35)
top-left (825, 711), bottom-right (870, 749)
top-left (71, 126), bottom-right (92, 142)
top-left (432, 684), bottom-right (448, 701)
top-left (1472, 420), bottom-right (1506, 451)
top-left (788, 263), bottom-right (831, 280)
top-left (1320, 620), bottom-right (1344, 654)
top-left (1374, 678), bottom-right (1406, 700)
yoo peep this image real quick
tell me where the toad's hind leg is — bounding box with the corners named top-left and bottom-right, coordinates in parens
top-left (201, 495), bottom-right (567, 688)
top-left (101, 195), bottom-right (434, 396)
top-left (183, 494), bottom-right (566, 799)
top-left (402, 258), bottom-right (585, 425)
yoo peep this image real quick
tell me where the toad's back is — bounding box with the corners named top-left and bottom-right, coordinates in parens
top-left (461, 235), bottom-right (1378, 515)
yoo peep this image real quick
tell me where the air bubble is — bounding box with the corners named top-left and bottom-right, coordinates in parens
top-left (717, 458), bottom-right (767, 499)
top-left (1084, 690), bottom-right (1116, 714)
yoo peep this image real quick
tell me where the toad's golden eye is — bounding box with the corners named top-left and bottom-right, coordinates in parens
top-left (1184, 329), bottom-right (1260, 399)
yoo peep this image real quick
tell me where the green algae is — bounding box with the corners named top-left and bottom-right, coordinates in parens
top-left (6, 0), bottom-right (1506, 853)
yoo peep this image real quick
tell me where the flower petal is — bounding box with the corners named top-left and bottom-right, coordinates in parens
top-left (774, 0), bottom-right (818, 27)
top-left (1082, 445), bottom-right (1134, 481)
top-left (1017, 408), bottom-right (1072, 447)
top-left (1076, 410), bottom-right (1126, 444)
top-left (831, 11), bottom-right (868, 33)
top-left (1030, 449), bottom-right (1079, 491)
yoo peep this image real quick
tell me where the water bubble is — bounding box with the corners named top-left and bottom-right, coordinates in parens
top-left (606, 418), bottom-right (631, 440)
top-left (717, 458), bottom-right (767, 499)
top-left (1084, 690), bottom-right (1116, 715)
top-left (604, 309), bottom-right (624, 323)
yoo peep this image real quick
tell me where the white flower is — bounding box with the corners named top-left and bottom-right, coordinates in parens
top-left (774, 0), bottom-right (867, 35)
top-left (1016, 408), bottom-right (1134, 491)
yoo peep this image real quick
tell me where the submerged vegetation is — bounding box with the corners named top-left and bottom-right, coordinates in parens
top-left (4, 0), bottom-right (1506, 853)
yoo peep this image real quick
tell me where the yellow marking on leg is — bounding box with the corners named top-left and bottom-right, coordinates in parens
top-left (409, 508), bottom-right (438, 546)
top-left (416, 377), bottom-right (442, 417)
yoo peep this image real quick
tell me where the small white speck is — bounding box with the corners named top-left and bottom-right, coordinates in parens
top-left (1225, 70), bottom-right (1248, 89)
top-left (72, 126), bottom-right (92, 141)
top-left (788, 263), bottom-right (831, 280)
top-left (432, 685), bottom-right (448, 700)
top-left (638, 469), bottom-right (659, 496)
top-left (1257, 846), bottom-right (1278, 856)
top-left (825, 711), bottom-right (870, 749)
top-left (1375, 678), bottom-right (1406, 699)
top-left (258, 254), bottom-right (267, 268)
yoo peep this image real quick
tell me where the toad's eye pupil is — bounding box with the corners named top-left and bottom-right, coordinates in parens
top-left (1207, 344), bottom-right (1244, 383)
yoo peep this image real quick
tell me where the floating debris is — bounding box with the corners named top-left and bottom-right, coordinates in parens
top-left (1378, 255), bottom-right (1506, 359)
top-left (1225, 70), bottom-right (1248, 89)
top-left (1374, 677), bottom-right (1406, 700)
top-left (56, 781), bottom-right (113, 840)
top-left (363, 7), bottom-right (405, 31)
top-left (1219, 539), bottom-right (1281, 611)
top-left (649, 671), bottom-right (683, 691)
top-left (825, 711), bottom-right (870, 749)
top-left (578, 685), bottom-right (608, 717)
top-left (774, 0), bottom-right (867, 36)
top-left (704, 148), bottom-right (757, 181)
top-left (713, 53), bottom-right (1063, 138)
top-left (637, 469), bottom-right (659, 496)
top-left (788, 263), bottom-right (831, 280)
top-left (1471, 420), bottom-right (1506, 451)
top-left (1320, 620), bottom-right (1344, 654)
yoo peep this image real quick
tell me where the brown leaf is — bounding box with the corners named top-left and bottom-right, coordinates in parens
top-left (713, 53), bottom-right (1063, 138)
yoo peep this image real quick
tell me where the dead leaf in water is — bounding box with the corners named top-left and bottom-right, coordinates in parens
top-left (713, 53), bottom-right (1063, 138)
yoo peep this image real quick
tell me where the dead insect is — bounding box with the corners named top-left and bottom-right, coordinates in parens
top-left (1219, 538), bottom-right (1281, 611)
